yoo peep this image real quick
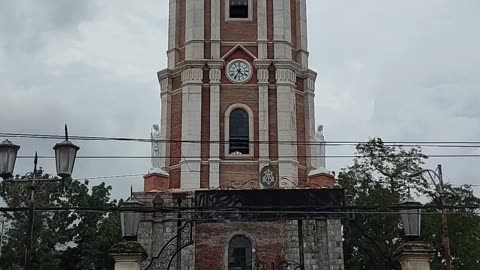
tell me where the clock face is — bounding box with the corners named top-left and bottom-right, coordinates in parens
top-left (227, 60), bottom-right (252, 83)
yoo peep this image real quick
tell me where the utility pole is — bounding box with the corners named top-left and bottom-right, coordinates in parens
top-left (409, 164), bottom-right (452, 270)
top-left (437, 165), bottom-right (452, 270)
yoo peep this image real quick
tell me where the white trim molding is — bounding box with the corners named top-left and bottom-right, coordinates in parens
top-left (224, 103), bottom-right (255, 158)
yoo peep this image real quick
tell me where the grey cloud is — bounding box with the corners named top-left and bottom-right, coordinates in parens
top-left (1, 0), bottom-right (480, 199)
top-left (0, 0), bottom-right (98, 53)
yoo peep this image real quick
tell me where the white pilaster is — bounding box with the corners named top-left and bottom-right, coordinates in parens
top-left (304, 72), bottom-right (317, 174)
top-left (167, 0), bottom-right (177, 69)
top-left (297, 0), bottom-right (309, 68)
top-left (209, 67), bottom-right (222, 188)
top-left (276, 68), bottom-right (298, 186)
top-left (211, 0), bottom-right (221, 59)
top-left (185, 0), bottom-right (205, 60)
top-left (273, 0), bottom-right (293, 60)
top-left (258, 67), bottom-right (270, 171)
top-left (159, 77), bottom-right (171, 173)
top-left (257, 0), bottom-right (268, 59)
top-left (181, 68), bottom-right (203, 189)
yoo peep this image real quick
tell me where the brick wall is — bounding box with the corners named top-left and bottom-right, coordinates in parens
top-left (220, 163), bottom-right (259, 186)
top-left (176, 0), bottom-right (186, 63)
top-left (136, 192), bottom-right (345, 270)
top-left (220, 0), bottom-right (258, 42)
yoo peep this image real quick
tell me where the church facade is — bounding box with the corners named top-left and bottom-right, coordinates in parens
top-left (137, 1), bottom-right (345, 269)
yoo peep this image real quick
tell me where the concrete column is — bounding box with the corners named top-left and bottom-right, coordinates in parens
top-left (158, 77), bottom-right (171, 174)
top-left (309, 219), bottom-right (344, 270)
top-left (109, 242), bottom-right (147, 270)
top-left (257, 66), bottom-right (270, 171)
top-left (304, 72), bottom-right (317, 175)
top-left (257, 0), bottom-right (268, 59)
top-left (180, 68), bottom-right (203, 189)
top-left (211, 0), bottom-right (221, 59)
top-left (167, 0), bottom-right (177, 68)
top-left (276, 68), bottom-right (298, 186)
top-left (297, 0), bottom-right (309, 68)
top-left (273, 0), bottom-right (293, 60)
top-left (185, 0), bottom-right (205, 60)
top-left (209, 66), bottom-right (222, 188)
top-left (396, 242), bottom-right (435, 270)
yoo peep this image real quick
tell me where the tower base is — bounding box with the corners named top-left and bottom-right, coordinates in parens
top-left (307, 171), bottom-right (335, 188)
top-left (144, 172), bottom-right (170, 192)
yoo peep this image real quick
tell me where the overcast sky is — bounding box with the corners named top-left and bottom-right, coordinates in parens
top-left (1, 0), bottom-right (479, 199)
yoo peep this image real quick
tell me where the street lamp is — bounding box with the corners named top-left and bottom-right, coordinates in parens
top-left (0, 126), bottom-right (80, 180)
top-left (0, 139), bottom-right (20, 179)
top-left (120, 190), bottom-right (143, 241)
top-left (0, 125), bottom-right (80, 270)
top-left (53, 126), bottom-right (80, 178)
top-left (399, 196), bottom-right (422, 240)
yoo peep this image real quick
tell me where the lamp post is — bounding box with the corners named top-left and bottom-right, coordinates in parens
top-left (0, 125), bottom-right (79, 270)
top-left (409, 165), bottom-right (451, 270)
top-left (0, 139), bottom-right (20, 179)
top-left (112, 193), bottom-right (195, 270)
top-left (396, 196), bottom-right (435, 270)
top-left (120, 189), bottom-right (144, 241)
top-left (399, 196), bottom-right (422, 241)
top-left (110, 190), bottom-right (147, 270)
top-left (0, 217), bottom-right (4, 258)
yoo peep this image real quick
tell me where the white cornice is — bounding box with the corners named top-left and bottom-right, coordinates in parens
top-left (221, 44), bottom-right (258, 61)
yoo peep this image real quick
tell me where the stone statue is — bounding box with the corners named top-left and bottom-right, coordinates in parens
top-left (309, 125), bottom-right (328, 175)
top-left (315, 125), bottom-right (326, 169)
top-left (150, 124), bottom-right (167, 174)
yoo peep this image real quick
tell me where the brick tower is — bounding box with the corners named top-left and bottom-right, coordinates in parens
top-left (144, 0), bottom-right (334, 192)
top-left (137, 1), bottom-right (344, 270)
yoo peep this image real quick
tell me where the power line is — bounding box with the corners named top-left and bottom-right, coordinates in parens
top-left (0, 205), bottom-right (478, 216)
top-left (3, 132), bottom-right (480, 148)
top-left (13, 154), bottom-right (480, 159)
top-left (4, 169), bottom-right (480, 189)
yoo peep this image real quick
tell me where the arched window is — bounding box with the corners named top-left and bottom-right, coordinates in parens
top-left (229, 108), bottom-right (249, 155)
top-left (229, 0), bottom-right (249, 19)
top-left (228, 235), bottom-right (252, 270)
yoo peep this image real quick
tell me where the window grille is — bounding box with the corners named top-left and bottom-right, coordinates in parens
top-left (228, 235), bottom-right (252, 270)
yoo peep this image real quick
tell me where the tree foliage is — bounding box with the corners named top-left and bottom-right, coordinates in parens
top-left (0, 170), bottom-right (122, 270)
top-left (338, 138), bottom-right (480, 270)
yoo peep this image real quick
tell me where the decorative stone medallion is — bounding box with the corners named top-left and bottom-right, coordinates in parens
top-left (260, 165), bottom-right (277, 189)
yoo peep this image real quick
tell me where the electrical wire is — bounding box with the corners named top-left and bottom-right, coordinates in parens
top-left (3, 132), bottom-right (480, 148)
top-left (13, 154), bottom-right (480, 159)
top-left (0, 205), bottom-right (479, 216)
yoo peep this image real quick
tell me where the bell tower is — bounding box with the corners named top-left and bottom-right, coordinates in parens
top-left (144, 0), bottom-right (333, 192)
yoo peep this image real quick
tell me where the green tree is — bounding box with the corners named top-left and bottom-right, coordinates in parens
top-left (338, 138), bottom-right (480, 270)
top-left (0, 170), bottom-right (122, 270)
